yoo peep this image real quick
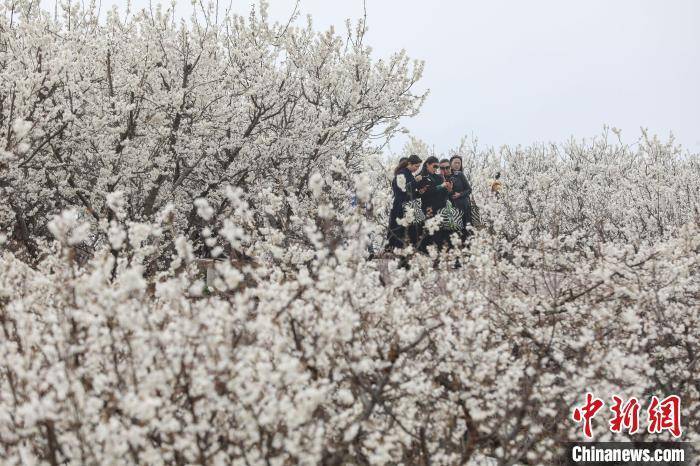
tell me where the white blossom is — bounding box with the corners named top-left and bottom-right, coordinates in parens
top-left (424, 214), bottom-right (442, 234)
top-left (108, 221), bottom-right (126, 250)
top-left (12, 119), bottom-right (32, 139)
top-left (194, 198), bottom-right (215, 221)
top-left (106, 191), bottom-right (126, 219)
top-left (309, 173), bottom-right (324, 198)
top-left (354, 173), bottom-right (371, 202)
top-left (47, 209), bottom-right (91, 245)
top-left (396, 173), bottom-right (407, 192)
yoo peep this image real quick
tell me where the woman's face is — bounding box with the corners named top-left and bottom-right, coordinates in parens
top-left (427, 162), bottom-right (439, 174)
top-left (450, 158), bottom-right (461, 172)
top-left (408, 162), bottom-right (420, 173)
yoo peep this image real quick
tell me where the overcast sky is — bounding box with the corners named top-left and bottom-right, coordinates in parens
top-left (48, 0), bottom-right (700, 154)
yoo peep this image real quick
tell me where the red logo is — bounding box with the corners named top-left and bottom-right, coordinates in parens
top-left (647, 395), bottom-right (682, 438)
top-left (572, 394), bottom-right (682, 438)
top-left (572, 392), bottom-right (605, 438)
top-left (609, 395), bottom-right (640, 434)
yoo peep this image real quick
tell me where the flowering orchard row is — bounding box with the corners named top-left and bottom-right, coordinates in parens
top-left (2, 161), bottom-right (699, 464)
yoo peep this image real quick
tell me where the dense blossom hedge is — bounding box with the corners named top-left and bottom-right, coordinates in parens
top-left (2, 133), bottom-right (698, 464)
top-left (1, 1), bottom-right (699, 465)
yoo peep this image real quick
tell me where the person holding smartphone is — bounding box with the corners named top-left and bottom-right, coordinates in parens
top-left (386, 154), bottom-right (423, 251)
top-left (417, 156), bottom-right (452, 251)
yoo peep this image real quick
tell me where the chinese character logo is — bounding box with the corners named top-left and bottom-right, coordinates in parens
top-left (572, 394), bottom-right (682, 438)
top-left (572, 392), bottom-right (605, 438)
top-left (647, 395), bottom-right (681, 438)
top-left (609, 395), bottom-right (641, 434)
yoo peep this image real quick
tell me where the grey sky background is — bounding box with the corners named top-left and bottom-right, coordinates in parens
top-left (46, 0), bottom-right (700, 154)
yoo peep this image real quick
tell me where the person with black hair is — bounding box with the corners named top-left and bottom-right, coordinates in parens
top-left (449, 155), bottom-right (473, 239)
top-left (386, 154), bottom-right (423, 250)
top-left (416, 156), bottom-right (453, 251)
top-left (436, 158), bottom-right (460, 248)
top-left (418, 156), bottom-right (451, 213)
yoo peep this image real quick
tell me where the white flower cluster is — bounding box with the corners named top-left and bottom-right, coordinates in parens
top-left (396, 173), bottom-right (407, 192)
top-left (47, 209), bottom-right (91, 246)
top-left (309, 173), bottom-right (325, 198)
top-left (424, 214), bottom-right (443, 235)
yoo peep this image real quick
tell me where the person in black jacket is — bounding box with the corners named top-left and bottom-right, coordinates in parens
top-left (449, 155), bottom-right (473, 240)
top-left (386, 154), bottom-right (423, 250)
top-left (417, 156), bottom-right (453, 251)
top-left (438, 158), bottom-right (462, 248)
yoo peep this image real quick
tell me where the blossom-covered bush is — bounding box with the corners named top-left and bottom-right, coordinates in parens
top-left (1, 1), bottom-right (699, 465)
top-left (2, 131), bottom-right (699, 464)
top-left (0, 0), bottom-right (424, 265)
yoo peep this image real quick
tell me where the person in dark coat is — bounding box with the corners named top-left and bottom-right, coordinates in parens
top-left (437, 158), bottom-right (462, 248)
top-left (386, 154), bottom-right (423, 250)
top-left (449, 155), bottom-right (473, 240)
top-left (417, 156), bottom-right (453, 251)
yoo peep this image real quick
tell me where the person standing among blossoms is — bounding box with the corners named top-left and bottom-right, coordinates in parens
top-left (490, 172), bottom-right (502, 195)
top-left (417, 156), bottom-right (452, 251)
top-left (438, 159), bottom-right (456, 248)
top-left (448, 155), bottom-right (473, 239)
top-left (386, 154), bottom-right (423, 250)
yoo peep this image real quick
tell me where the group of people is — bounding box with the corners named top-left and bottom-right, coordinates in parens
top-left (386, 154), bottom-right (473, 253)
